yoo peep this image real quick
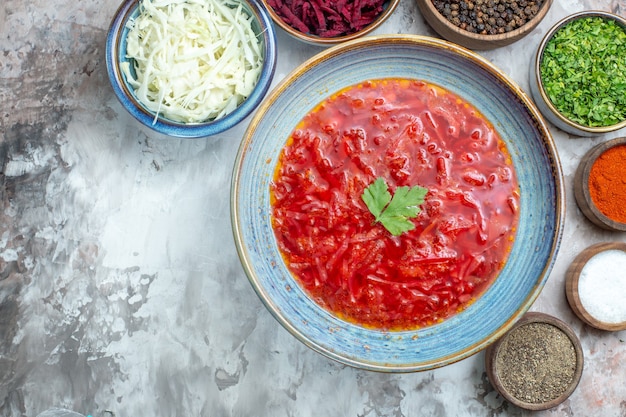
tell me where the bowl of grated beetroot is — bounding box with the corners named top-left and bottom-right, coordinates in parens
top-left (261, 0), bottom-right (400, 45)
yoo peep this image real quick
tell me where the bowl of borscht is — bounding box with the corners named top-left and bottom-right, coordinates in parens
top-left (231, 35), bottom-right (564, 372)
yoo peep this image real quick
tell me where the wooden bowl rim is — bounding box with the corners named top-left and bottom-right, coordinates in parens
top-left (261, 0), bottom-right (401, 46)
top-left (416, 0), bottom-right (552, 44)
top-left (533, 10), bottom-right (626, 134)
top-left (574, 136), bottom-right (626, 231)
top-left (485, 312), bottom-right (584, 411)
top-left (565, 242), bottom-right (626, 331)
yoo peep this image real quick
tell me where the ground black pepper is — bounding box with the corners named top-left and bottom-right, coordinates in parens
top-left (494, 322), bottom-right (577, 403)
top-left (431, 0), bottom-right (545, 35)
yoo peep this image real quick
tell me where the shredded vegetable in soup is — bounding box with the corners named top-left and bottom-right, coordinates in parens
top-left (122, 0), bottom-right (264, 124)
top-left (270, 78), bottom-right (520, 331)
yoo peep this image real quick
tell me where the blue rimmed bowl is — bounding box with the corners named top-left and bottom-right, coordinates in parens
top-left (105, 0), bottom-right (277, 138)
top-left (231, 35), bottom-right (564, 372)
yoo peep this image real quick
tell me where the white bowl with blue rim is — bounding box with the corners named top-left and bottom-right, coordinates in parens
top-left (231, 35), bottom-right (565, 372)
top-left (105, 0), bottom-right (277, 138)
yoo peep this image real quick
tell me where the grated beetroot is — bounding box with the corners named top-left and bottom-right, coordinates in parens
top-left (267, 0), bottom-right (386, 38)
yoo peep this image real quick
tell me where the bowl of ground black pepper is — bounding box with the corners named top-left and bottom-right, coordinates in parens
top-left (485, 312), bottom-right (584, 411)
top-left (574, 137), bottom-right (626, 231)
top-left (530, 11), bottom-right (626, 136)
top-left (415, 0), bottom-right (552, 50)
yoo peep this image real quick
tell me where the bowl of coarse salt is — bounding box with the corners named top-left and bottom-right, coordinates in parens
top-left (566, 242), bottom-right (626, 331)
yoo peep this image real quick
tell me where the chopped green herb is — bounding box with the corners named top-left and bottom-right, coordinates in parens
top-left (540, 16), bottom-right (626, 127)
top-left (361, 177), bottom-right (428, 236)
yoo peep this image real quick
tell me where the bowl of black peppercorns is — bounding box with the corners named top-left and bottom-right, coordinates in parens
top-left (416, 0), bottom-right (553, 50)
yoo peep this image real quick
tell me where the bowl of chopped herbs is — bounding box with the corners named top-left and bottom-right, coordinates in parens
top-left (261, 0), bottom-right (400, 45)
top-left (531, 10), bottom-right (626, 136)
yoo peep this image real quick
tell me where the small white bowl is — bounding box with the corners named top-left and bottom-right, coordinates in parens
top-left (530, 10), bottom-right (626, 136)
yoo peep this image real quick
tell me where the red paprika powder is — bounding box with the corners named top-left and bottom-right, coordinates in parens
top-left (589, 144), bottom-right (626, 223)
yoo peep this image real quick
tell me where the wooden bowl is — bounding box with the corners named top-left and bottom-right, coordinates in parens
top-left (566, 242), bottom-right (626, 331)
top-left (485, 312), bottom-right (584, 411)
top-left (261, 0), bottom-right (400, 46)
top-left (529, 11), bottom-right (626, 136)
top-left (574, 137), bottom-right (626, 231)
top-left (105, 0), bottom-right (278, 137)
top-left (415, 0), bottom-right (552, 50)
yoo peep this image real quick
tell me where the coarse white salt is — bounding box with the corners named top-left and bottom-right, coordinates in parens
top-left (578, 249), bottom-right (626, 324)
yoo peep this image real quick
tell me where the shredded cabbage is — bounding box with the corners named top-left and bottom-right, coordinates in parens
top-left (121, 0), bottom-right (264, 124)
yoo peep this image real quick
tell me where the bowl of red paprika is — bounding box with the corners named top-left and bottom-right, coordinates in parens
top-left (261, 0), bottom-right (400, 45)
top-left (530, 11), bottom-right (626, 136)
top-left (565, 242), bottom-right (626, 331)
top-left (231, 35), bottom-right (564, 372)
top-left (574, 137), bottom-right (626, 231)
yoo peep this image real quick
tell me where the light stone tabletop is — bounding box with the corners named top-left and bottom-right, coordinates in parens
top-left (1, 0), bottom-right (625, 416)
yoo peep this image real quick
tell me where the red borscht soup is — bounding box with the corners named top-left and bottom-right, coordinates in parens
top-left (270, 78), bottom-right (519, 330)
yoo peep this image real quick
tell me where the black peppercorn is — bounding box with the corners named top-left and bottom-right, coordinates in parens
top-left (431, 0), bottom-right (545, 35)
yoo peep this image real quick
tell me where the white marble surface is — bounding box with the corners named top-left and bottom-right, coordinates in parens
top-left (1, 0), bottom-right (626, 416)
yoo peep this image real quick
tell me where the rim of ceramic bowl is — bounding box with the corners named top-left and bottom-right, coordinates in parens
top-left (231, 34), bottom-right (565, 372)
top-left (415, 0), bottom-right (553, 49)
top-left (105, 0), bottom-right (277, 138)
top-left (533, 10), bottom-right (626, 135)
top-left (261, 0), bottom-right (400, 46)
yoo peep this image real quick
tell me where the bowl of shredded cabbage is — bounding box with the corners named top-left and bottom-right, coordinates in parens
top-left (106, 0), bottom-right (277, 138)
top-left (530, 10), bottom-right (626, 136)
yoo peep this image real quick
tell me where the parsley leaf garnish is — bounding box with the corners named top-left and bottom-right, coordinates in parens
top-left (361, 177), bottom-right (428, 236)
